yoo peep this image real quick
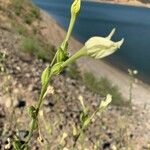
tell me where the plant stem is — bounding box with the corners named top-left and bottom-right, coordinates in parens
top-left (129, 76), bottom-right (133, 114)
top-left (26, 75), bottom-right (52, 144)
top-left (62, 47), bottom-right (86, 68)
top-left (73, 108), bottom-right (102, 147)
top-left (50, 51), bottom-right (58, 67)
top-left (61, 15), bottom-right (76, 50)
top-left (73, 127), bottom-right (84, 147)
top-left (26, 48), bottom-right (86, 146)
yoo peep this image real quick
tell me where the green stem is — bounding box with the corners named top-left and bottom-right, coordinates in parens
top-left (50, 51), bottom-right (58, 67)
top-left (62, 47), bottom-right (86, 68)
top-left (73, 108), bottom-right (102, 147)
top-left (73, 127), bottom-right (84, 147)
top-left (66, 15), bottom-right (76, 43)
top-left (61, 15), bottom-right (76, 50)
top-left (26, 74), bottom-right (52, 144)
top-left (26, 48), bottom-right (86, 145)
top-left (129, 77), bottom-right (133, 114)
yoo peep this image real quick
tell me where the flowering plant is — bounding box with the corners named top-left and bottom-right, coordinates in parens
top-left (13, 0), bottom-right (124, 149)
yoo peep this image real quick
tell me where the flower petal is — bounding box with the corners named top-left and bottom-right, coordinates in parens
top-left (106, 28), bottom-right (116, 40)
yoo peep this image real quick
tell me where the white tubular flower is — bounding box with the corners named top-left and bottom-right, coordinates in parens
top-left (61, 29), bottom-right (124, 68)
top-left (85, 28), bottom-right (124, 59)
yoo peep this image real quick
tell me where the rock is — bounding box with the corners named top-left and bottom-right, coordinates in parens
top-left (4, 138), bottom-right (11, 149)
top-left (44, 98), bottom-right (55, 107)
top-left (102, 141), bottom-right (111, 149)
top-left (5, 98), bottom-right (12, 108)
top-left (18, 130), bottom-right (29, 140)
top-left (0, 105), bottom-right (5, 118)
top-left (13, 99), bottom-right (26, 108)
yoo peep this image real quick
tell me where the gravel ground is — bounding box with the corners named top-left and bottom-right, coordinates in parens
top-left (0, 26), bottom-right (150, 150)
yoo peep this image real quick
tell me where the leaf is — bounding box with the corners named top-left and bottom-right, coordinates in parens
top-left (41, 66), bottom-right (50, 85)
top-left (30, 119), bottom-right (38, 130)
top-left (57, 47), bottom-right (67, 62)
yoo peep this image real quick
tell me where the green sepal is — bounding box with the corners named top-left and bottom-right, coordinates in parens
top-left (13, 140), bottom-right (28, 150)
top-left (59, 42), bottom-right (69, 61)
top-left (51, 62), bottom-right (63, 75)
top-left (57, 47), bottom-right (66, 62)
top-left (13, 140), bottom-right (22, 150)
top-left (61, 41), bottom-right (68, 52)
top-left (83, 118), bottom-right (91, 128)
top-left (28, 106), bottom-right (37, 119)
top-left (80, 109), bottom-right (89, 124)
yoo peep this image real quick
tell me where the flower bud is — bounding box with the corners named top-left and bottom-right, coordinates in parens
top-left (57, 47), bottom-right (68, 62)
top-left (85, 29), bottom-right (124, 59)
top-left (51, 62), bottom-right (62, 75)
top-left (71, 0), bottom-right (81, 15)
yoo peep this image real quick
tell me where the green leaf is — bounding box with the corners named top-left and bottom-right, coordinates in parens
top-left (30, 119), bottom-right (38, 130)
top-left (41, 66), bottom-right (50, 85)
top-left (57, 47), bottom-right (66, 62)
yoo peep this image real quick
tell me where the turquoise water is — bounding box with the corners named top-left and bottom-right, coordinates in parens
top-left (33, 0), bottom-right (150, 81)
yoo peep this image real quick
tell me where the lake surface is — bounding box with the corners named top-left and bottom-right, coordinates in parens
top-left (33, 0), bottom-right (150, 81)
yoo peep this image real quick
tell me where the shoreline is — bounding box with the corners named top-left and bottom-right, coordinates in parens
top-left (84, 0), bottom-right (150, 8)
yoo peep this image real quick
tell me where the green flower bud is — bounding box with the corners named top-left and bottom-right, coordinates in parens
top-left (85, 29), bottom-right (124, 59)
top-left (57, 47), bottom-right (68, 62)
top-left (71, 0), bottom-right (81, 15)
top-left (51, 62), bottom-right (63, 75)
